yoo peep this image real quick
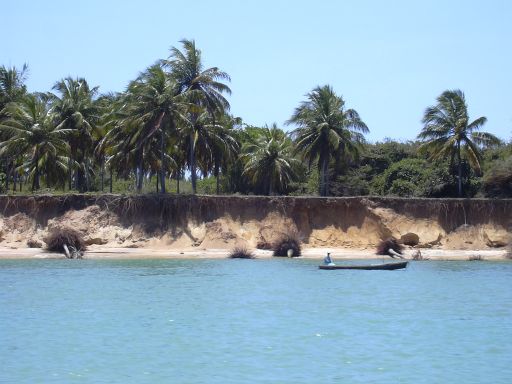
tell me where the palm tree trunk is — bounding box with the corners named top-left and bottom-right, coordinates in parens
top-left (84, 158), bottom-right (89, 192)
top-left (160, 126), bottom-right (166, 194)
top-left (136, 150), bottom-right (143, 193)
top-left (109, 167), bottom-right (113, 193)
top-left (190, 132), bottom-right (197, 194)
top-left (100, 158), bottom-right (105, 192)
top-left (214, 163), bottom-right (220, 195)
top-left (156, 174), bottom-right (159, 193)
top-left (77, 168), bottom-right (85, 193)
top-left (5, 160), bottom-right (10, 191)
top-left (13, 169), bottom-right (17, 193)
top-left (320, 155), bottom-right (329, 197)
top-left (177, 170), bottom-right (180, 194)
top-left (32, 162), bottom-right (40, 191)
top-left (457, 140), bottom-right (462, 197)
top-left (68, 157), bottom-right (72, 190)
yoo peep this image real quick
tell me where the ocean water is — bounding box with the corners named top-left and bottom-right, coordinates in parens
top-left (1, 258), bottom-right (511, 383)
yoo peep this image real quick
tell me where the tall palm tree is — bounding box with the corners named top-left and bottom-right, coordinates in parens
top-left (210, 114), bottom-right (241, 194)
top-left (166, 39), bottom-right (231, 193)
top-left (242, 124), bottom-right (299, 195)
top-left (124, 64), bottom-right (187, 193)
top-left (185, 112), bottom-right (239, 194)
top-left (0, 64), bottom-right (29, 190)
top-left (52, 77), bottom-right (100, 192)
top-left (0, 64), bottom-right (28, 113)
top-left (287, 85), bottom-right (368, 196)
top-left (418, 90), bottom-right (501, 196)
top-left (0, 94), bottom-right (72, 190)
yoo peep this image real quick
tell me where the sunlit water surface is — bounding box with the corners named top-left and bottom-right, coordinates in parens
top-left (1, 258), bottom-right (511, 383)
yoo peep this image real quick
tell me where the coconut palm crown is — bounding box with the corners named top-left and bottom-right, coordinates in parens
top-left (287, 85), bottom-right (368, 196)
top-left (124, 64), bottom-right (188, 193)
top-left (0, 94), bottom-right (72, 190)
top-left (166, 39), bottom-right (231, 193)
top-left (52, 77), bottom-right (100, 192)
top-left (242, 124), bottom-right (299, 195)
top-left (418, 89), bottom-right (501, 196)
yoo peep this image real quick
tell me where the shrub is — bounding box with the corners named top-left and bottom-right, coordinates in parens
top-left (482, 157), bottom-right (512, 198)
top-left (44, 227), bottom-right (86, 258)
top-left (376, 238), bottom-right (403, 256)
top-left (389, 179), bottom-right (417, 197)
top-left (229, 246), bottom-right (255, 259)
top-left (273, 232), bottom-right (301, 257)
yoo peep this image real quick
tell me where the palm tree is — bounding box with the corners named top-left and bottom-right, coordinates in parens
top-left (124, 64), bottom-right (187, 193)
top-left (166, 39), bottom-right (231, 193)
top-left (52, 77), bottom-right (100, 192)
top-left (418, 90), bottom-right (501, 197)
top-left (0, 64), bottom-right (28, 113)
top-left (210, 114), bottom-right (241, 194)
top-left (241, 124), bottom-right (299, 195)
top-left (287, 85), bottom-right (368, 196)
top-left (185, 112), bottom-right (240, 194)
top-left (0, 94), bottom-right (72, 190)
top-left (0, 64), bottom-right (29, 190)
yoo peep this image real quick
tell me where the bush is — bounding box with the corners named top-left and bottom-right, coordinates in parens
top-left (376, 238), bottom-right (403, 256)
top-left (229, 246), bottom-right (255, 259)
top-left (273, 232), bottom-right (301, 257)
top-left (371, 158), bottom-right (459, 197)
top-left (44, 227), bottom-right (86, 258)
top-left (389, 179), bottom-right (417, 197)
top-left (482, 157), bottom-right (512, 198)
top-left (331, 172), bottom-right (370, 196)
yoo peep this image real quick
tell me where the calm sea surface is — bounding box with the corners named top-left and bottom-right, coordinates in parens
top-left (1, 258), bottom-right (511, 383)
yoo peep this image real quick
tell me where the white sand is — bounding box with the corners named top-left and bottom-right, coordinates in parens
top-left (0, 246), bottom-right (508, 261)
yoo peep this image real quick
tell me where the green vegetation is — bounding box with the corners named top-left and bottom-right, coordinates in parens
top-left (418, 90), bottom-right (501, 197)
top-left (1, 43), bottom-right (511, 198)
top-left (288, 85), bottom-right (368, 196)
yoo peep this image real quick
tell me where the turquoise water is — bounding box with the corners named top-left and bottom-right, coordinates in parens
top-left (1, 259), bottom-right (511, 383)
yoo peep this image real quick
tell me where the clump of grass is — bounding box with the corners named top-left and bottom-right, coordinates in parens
top-left (229, 246), bottom-right (255, 259)
top-left (44, 227), bottom-right (86, 258)
top-left (273, 231), bottom-right (301, 257)
top-left (376, 238), bottom-right (403, 256)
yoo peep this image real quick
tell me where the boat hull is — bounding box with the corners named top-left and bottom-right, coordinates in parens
top-left (318, 261), bottom-right (408, 270)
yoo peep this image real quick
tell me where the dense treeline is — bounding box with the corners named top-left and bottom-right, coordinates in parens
top-left (1, 40), bottom-right (511, 198)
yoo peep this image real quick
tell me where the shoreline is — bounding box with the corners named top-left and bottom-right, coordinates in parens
top-left (0, 247), bottom-right (508, 261)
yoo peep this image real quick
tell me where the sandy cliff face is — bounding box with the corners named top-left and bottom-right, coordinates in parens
top-left (0, 195), bottom-right (510, 250)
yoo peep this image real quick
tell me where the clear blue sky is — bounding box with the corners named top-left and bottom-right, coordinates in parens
top-left (3, 0), bottom-right (511, 142)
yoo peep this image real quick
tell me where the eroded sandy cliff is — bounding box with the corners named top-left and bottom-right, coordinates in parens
top-left (0, 195), bottom-right (510, 251)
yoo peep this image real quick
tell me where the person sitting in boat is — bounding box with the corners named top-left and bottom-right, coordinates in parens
top-left (324, 252), bottom-right (335, 266)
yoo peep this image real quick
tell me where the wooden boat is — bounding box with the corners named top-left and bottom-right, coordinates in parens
top-left (319, 261), bottom-right (408, 270)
